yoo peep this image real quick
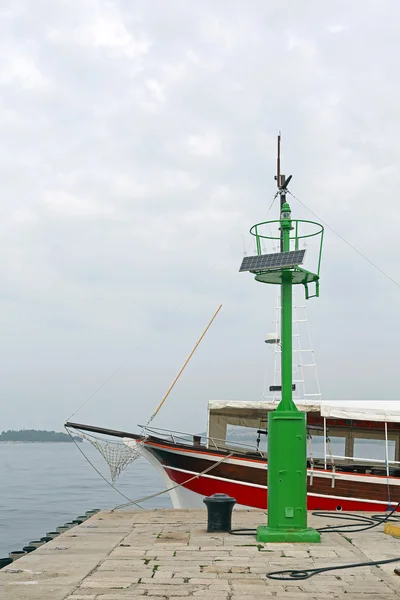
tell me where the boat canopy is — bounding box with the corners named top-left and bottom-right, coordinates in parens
top-left (207, 400), bottom-right (400, 440)
top-left (207, 401), bottom-right (319, 440)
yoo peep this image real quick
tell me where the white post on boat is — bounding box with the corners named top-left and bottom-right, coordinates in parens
top-left (384, 420), bottom-right (393, 509)
top-left (385, 421), bottom-right (390, 480)
top-left (323, 417), bottom-right (327, 470)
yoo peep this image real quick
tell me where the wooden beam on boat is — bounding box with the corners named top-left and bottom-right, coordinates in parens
top-left (65, 421), bottom-right (141, 440)
top-left (307, 415), bottom-right (400, 434)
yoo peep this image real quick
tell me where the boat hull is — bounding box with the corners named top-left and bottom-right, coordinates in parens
top-left (141, 440), bottom-right (400, 512)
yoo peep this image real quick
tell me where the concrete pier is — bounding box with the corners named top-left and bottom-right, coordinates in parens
top-left (1, 509), bottom-right (400, 599)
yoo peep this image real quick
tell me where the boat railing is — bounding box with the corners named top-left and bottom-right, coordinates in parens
top-left (312, 453), bottom-right (400, 477)
top-left (330, 454), bottom-right (400, 466)
top-left (139, 424), bottom-right (264, 457)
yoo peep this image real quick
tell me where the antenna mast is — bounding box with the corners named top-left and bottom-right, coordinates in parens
top-left (275, 134), bottom-right (292, 252)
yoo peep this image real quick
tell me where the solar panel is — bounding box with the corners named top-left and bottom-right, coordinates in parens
top-left (239, 249), bottom-right (306, 273)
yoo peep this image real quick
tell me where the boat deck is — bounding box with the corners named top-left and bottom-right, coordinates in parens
top-left (1, 509), bottom-right (400, 599)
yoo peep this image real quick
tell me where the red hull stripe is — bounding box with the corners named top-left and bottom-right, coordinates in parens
top-left (164, 467), bottom-right (394, 512)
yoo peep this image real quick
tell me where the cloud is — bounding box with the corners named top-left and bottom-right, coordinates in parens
top-left (0, 0), bottom-right (399, 433)
top-left (0, 52), bottom-right (48, 89)
top-left (327, 24), bottom-right (346, 34)
top-left (188, 131), bottom-right (223, 157)
top-left (43, 190), bottom-right (115, 218)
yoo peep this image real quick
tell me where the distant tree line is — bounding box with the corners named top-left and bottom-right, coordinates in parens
top-left (0, 429), bottom-right (82, 442)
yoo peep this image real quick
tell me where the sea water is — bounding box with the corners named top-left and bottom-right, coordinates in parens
top-left (0, 442), bottom-right (171, 557)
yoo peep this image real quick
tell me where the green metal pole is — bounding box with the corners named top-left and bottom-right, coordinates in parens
top-left (280, 270), bottom-right (294, 411)
top-left (256, 201), bottom-right (320, 543)
top-left (280, 217), bottom-right (296, 412)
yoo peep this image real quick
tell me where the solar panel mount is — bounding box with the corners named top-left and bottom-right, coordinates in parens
top-left (239, 249), bottom-right (306, 273)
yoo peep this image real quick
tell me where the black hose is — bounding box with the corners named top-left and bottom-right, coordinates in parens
top-left (228, 503), bottom-right (400, 579)
top-left (266, 556), bottom-right (400, 580)
top-left (314, 502), bottom-right (400, 533)
top-left (230, 503), bottom-right (400, 536)
top-left (265, 503), bottom-right (400, 580)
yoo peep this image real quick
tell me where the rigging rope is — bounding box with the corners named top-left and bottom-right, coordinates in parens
top-left (66, 425), bottom-right (234, 512)
top-left (75, 430), bottom-right (143, 483)
top-left (288, 189), bottom-right (400, 290)
top-left (65, 428), bottom-right (144, 508)
top-left (111, 451), bottom-right (234, 511)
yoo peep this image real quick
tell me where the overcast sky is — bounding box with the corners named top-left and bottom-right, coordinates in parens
top-left (1, 0), bottom-right (400, 434)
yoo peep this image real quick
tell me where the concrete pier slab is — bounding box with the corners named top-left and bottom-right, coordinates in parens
top-left (1, 509), bottom-right (400, 599)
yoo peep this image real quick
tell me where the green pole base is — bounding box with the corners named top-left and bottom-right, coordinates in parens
top-left (256, 525), bottom-right (321, 544)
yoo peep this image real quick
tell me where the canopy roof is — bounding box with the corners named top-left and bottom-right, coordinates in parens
top-left (207, 400), bottom-right (400, 425)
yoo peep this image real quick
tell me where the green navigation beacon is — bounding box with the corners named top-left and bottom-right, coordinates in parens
top-left (240, 137), bottom-right (323, 543)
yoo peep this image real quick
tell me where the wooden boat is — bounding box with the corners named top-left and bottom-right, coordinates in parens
top-left (66, 399), bottom-right (400, 511)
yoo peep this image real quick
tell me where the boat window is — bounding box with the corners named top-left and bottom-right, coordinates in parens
top-left (225, 425), bottom-right (267, 453)
top-left (353, 437), bottom-right (395, 462)
top-left (308, 436), bottom-right (345, 459)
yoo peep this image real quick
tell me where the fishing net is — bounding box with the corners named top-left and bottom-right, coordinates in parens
top-left (78, 431), bottom-right (143, 483)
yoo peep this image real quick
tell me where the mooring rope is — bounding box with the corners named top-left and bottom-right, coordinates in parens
top-left (111, 451), bottom-right (234, 511)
